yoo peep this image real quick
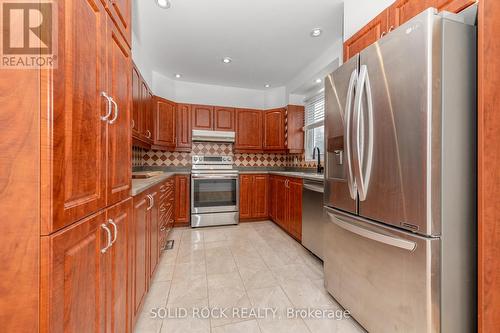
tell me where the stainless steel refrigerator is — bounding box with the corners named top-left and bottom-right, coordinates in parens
top-left (323, 8), bottom-right (476, 333)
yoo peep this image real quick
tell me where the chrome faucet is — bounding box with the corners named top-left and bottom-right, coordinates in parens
top-left (312, 147), bottom-right (324, 174)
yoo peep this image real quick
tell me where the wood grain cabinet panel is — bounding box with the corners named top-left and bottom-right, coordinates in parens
top-left (105, 199), bottom-right (132, 333)
top-left (42, 0), bottom-right (108, 233)
top-left (436, 0), bottom-right (476, 13)
top-left (40, 211), bottom-right (107, 333)
top-left (174, 175), bottom-right (191, 225)
top-left (253, 175), bottom-right (269, 218)
top-left (106, 0), bottom-right (131, 47)
top-left (263, 108), bottom-right (285, 151)
top-left (275, 177), bottom-right (288, 229)
top-left (132, 194), bottom-right (149, 321)
top-left (131, 65), bottom-right (141, 137)
top-left (148, 191), bottom-right (159, 281)
top-left (235, 109), bottom-right (263, 151)
top-left (268, 176), bottom-right (303, 241)
top-left (140, 81), bottom-right (152, 142)
top-left (214, 107), bottom-right (235, 131)
top-left (106, 18), bottom-right (131, 206)
top-left (192, 105), bottom-right (214, 130)
top-left (286, 105), bottom-right (305, 153)
top-left (343, 9), bottom-right (389, 61)
top-left (287, 178), bottom-right (303, 241)
top-left (269, 176), bottom-right (278, 221)
top-left (389, 0), bottom-right (435, 29)
top-left (153, 97), bottom-right (176, 149)
top-left (176, 104), bottom-right (192, 151)
top-left (239, 175), bottom-right (253, 219)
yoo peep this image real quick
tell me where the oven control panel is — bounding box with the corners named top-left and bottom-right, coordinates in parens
top-left (192, 155), bottom-right (233, 165)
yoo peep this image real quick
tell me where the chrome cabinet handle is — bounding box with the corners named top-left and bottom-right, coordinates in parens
top-left (344, 69), bottom-right (358, 200)
top-left (108, 219), bottom-right (118, 246)
top-left (388, 25), bottom-right (394, 32)
top-left (100, 224), bottom-right (112, 253)
top-left (131, 119), bottom-right (135, 128)
top-left (147, 194), bottom-right (154, 210)
top-left (145, 130), bottom-right (152, 138)
top-left (352, 65), bottom-right (374, 202)
top-left (109, 98), bottom-right (119, 124)
top-left (380, 31), bottom-right (387, 38)
top-left (101, 92), bottom-right (113, 121)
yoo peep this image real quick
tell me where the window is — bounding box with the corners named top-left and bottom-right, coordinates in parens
top-left (304, 93), bottom-right (325, 161)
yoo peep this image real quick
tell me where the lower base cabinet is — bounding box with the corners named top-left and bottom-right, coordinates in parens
top-left (239, 174), bottom-right (269, 220)
top-left (41, 198), bottom-right (132, 333)
top-left (269, 175), bottom-right (303, 241)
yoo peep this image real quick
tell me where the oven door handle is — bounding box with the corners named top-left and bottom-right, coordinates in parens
top-left (192, 175), bottom-right (239, 179)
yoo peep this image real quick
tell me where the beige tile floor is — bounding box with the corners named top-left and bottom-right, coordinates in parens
top-left (134, 221), bottom-right (365, 333)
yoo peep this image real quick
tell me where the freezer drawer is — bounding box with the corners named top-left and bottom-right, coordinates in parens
top-left (324, 208), bottom-right (440, 333)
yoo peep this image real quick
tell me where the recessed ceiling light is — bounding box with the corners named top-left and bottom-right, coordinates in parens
top-left (315, 78), bottom-right (322, 83)
top-left (311, 28), bottom-right (322, 37)
top-left (175, 74), bottom-right (182, 78)
top-left (222, 57), bottom-right (232, 64)
top-left (156, 0), bottom-right (171, 9)
top-left (264, 84), bottom-right (271, 88)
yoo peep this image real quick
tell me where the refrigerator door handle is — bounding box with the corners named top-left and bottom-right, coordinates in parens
top-left (353, 65), bottom-right (374, 201)
top-left (326, 211), bottom-right (416, 251)
top-left (345, 69), bottom-right (358, 200)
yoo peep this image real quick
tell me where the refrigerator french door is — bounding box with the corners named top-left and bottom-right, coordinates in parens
top-left (324, 8), bottom-right (476, 333)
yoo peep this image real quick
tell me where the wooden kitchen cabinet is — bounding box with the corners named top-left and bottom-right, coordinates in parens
top-left (269, 176), bottom-right (303, 241)
top-left (132, 193), bottom-right (149, 321)
top-left (344, 9), bottom-right (389, 61)
top-left (239, 174), bottom-right (269, 220)
top-left (153, 97), bottom-right (176, 149)
top-left (106, 17), bottom-right (132, 207)
top-left (148, 190), bottom-right (160, 280)
top-left (389, 0), bottom-right (435, 29)
top-left (269, 176), bottom-right (278, 220)
top-left (286, 105), bottom-right (305, 153)
top-left (175, 175), bottom-right (191, 226)
top-left (214, 107), bottom-right (236, 131)
top-left (176, 104), bottom-right (192, 151)
top-left (132, 65), bottom-right (141, 138)
top-left (141, 81), bottom-right (153, 142)
top-left (105, 0), bottom-right (131, 47)
top-left (192, 105), bottom-right (214, 130)
top-left (263, 108), bottom-right (286, 151)
top-left (436, 0), bottom-right (476, 13)
top-left (235, 109), bottom-right (263, 152)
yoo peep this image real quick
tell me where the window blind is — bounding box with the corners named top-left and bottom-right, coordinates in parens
top-left (304, 93), bottom-right (325, 129)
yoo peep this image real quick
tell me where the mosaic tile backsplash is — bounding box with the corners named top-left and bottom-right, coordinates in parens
top-left (133, 143), bottom-right (317, 168)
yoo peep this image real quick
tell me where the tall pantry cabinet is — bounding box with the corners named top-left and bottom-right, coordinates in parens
top-left (39, 0), bottom-right (132, 332)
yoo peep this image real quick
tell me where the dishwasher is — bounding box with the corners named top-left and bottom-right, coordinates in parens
top-left (302, 179), bottom-right (326, 260)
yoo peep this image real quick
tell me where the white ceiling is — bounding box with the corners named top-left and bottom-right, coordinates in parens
top-left (133, 0), bottom-right (344, 90)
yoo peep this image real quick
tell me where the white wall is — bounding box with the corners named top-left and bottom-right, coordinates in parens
top-left (153, 71), bottom-right (295, 109)
top-left (343, 0), bottom-right (395, 41)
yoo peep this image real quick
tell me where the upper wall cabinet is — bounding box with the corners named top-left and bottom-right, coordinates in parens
top-left (235, 109), bottom-right (263, 152)
top-left (214, 107), bottom-right (236, 131)
top-left (132, 65), bottom-right (141, 138)
top-left (263, 108), bottom-right (285, 151)
top-left (41, 0), bottom-right (131, 234)
top-left (285, 105), bottom-right (305, 154)
top-left (105, 0), bottom-right (131, 47)
top-left (131, 62), bottom-right (155, 149)
top-left (343, 10), bottom-right (389, 61)
top-left (153, 97), bottom-right (177, 150)
top-left (344, 0), bottom-right (476, 61)
top-left (176, 104), bottom-right (192, 151)
top-left (192, 105), bottom-right (214, 130)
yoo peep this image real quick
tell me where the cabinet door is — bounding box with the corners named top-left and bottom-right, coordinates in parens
top-left (264, 108), bottom-right (285, 150)
top-left (214, 107), bottom-right (235, 131)
top-left (389, 0), bottom-right (435, 28)
top-left (106, 199), bottom-right (132, 333)
top-left (269, 176), bottom-right (278, 220)
top-left (235, 109), bottom-right (263, 151)
top-left (106, 18), bottom-right (131, 206)
top-left (132, 194), bottom-right (148, 320)
top-left (175, 175), bottom-right (191, 225)
top-left (286, 105), bottom-right (305, 153)
top-left (287, 178), bottom-right (303, 241)
top-left (45, 0), bottom-right (107, 233)
top-left (253, 175), bottom-right (269, 218)
top-left (131, 65), bottom-right (141, 138)
top-left (436, 0), bottom-right (475, 13)
top-left (148, 191), bottom-right (159, 280)
top-left (106, 0), bottom-right (131, 46)
top-left (275, 177), bottom-right (288, 228)
top-left (140, 81), bottom-right (152, 141)
top-left (176, 104), bottom-right (192, 151)
top-left (41, 211), bottom-right (107, 333)
top-left (192, 105), bottom-right (213, 130)
top-left (154, 97), bottom-right (176, 148)
top-left (343, 9), bottom-right (389, 61)
top-left (239, 175), bottom-right (253, 219)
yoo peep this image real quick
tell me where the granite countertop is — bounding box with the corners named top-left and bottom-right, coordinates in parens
top-left (239, 170), bottom-right (325, 182)
top-left (131, 172), bottom-right (189, 196)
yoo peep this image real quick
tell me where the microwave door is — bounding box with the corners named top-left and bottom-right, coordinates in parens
top-left (324, 55), bottom-right (359, 214)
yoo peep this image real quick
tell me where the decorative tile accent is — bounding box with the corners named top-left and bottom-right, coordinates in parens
top-left (136, 142), bottom-right (317, 169)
